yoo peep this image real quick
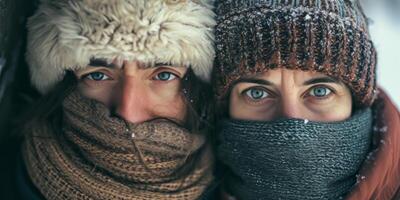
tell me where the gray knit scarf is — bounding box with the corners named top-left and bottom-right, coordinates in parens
top-left (218, 108), bottom-right (372, 200)
top-left (22, 90), bottom-right (214, 200)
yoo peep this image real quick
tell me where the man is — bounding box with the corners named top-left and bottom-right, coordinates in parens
top-left (18, 0), bottom-right (218, 199)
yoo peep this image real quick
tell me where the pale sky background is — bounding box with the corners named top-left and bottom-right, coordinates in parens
top-left (363, 0), bottom-right (400, 109)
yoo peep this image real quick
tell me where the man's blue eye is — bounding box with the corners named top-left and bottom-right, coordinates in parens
top-left (310, 87), bottom-right (332, 97)
top-left (245, 88), bottom-right (268, 100)
top-left (155, 72), bottom-right (177, 81)
top-left (86, 72), bottom-right (109, 81)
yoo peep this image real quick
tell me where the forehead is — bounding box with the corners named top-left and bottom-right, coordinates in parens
top-left (88, 58), bottom-right (187, 69)
top-left (251, 69), bottom-right (335, 83)
top-left (254, 68), bottom-right (325, 78)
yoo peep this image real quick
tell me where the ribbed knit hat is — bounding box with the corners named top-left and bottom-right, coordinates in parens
top-left (26, 0), bottom-right (216, 94)
top-left (214, 0), bottom-right (377, 106)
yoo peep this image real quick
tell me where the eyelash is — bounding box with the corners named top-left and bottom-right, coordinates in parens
top-left (241, 86), bottom-right (274, 105)
top-left (304, 85), bottom-right (335, 100)
top-left (153, 71), bottom-right (179, 81)
top-left (79, 67), bottom-right (182, 89)
top-left (241, 85), bottom-right (335, 105)
top-left (151, 67), bottom-right (181, 82)
top-left (82, 71), bottom-right (112, 81)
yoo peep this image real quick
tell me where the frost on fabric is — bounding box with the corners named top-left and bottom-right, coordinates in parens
top-left (304, 119), bottom-right (309, 124)
top-left (364, 148), bottom-right (379, 165)
top-left (305, 14), bottom-right (312, 21)
top-left (355, 174), bottom-right (367, 184)
top-left (373, 126), bottom-right (388, 133)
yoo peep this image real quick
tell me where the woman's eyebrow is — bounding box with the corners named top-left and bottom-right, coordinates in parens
top-left (303, 76), bottom-right (339, 85)
top-left (234, 78), bottom-right (274, 86)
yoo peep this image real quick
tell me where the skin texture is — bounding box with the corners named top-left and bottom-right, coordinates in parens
top-left (229, 68), bottom-right (353, 122)
top-left (74, 59), bottom-right (187, 124)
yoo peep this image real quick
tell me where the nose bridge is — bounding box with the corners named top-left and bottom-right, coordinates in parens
top-left (280, 96), bottom-right (301, 119)
top-left (279, 87), bottom-right (302, 120)
top-left (278, 69), bottom-right (302, 119)
top-left (115, 64), bottom-right (153, 123)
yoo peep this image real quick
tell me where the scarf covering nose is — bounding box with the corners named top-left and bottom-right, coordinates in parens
top-left (22, 90), bottom-right (214, 200)
top-left (218, 109), bottom-right (372, 200)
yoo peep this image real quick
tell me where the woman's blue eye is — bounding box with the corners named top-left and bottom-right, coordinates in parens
top-left (155, 72), bottom-right (177, 81)
top-left (245, 88), bottom-right (269, 100)
top-left (86, 72), bottom-right (109, 81)
top-left (309, 86), bottom-right (332, 97)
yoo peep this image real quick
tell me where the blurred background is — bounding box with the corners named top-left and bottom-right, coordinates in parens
top-left (0, 0), bottom-right (38, 199)
top-left (362, 0), bottom-right (400, 108)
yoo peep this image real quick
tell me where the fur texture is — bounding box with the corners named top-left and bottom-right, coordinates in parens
top-left (27, 0), bottom-right (216, 93)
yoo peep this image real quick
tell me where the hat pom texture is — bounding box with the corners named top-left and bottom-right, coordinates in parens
top-left (214, 0), bottom-right (377, 106)
top-left (27, 0), bottom-right (216, 93)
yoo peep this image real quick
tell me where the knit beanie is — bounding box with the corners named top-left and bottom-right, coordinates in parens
top-left (214, 0), bottom-right (377, 106)
top-left (26, 0), bottom-right (216, 94)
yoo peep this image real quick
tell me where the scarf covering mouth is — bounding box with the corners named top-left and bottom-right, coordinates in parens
top-left (218, 109), bottom-right (373, 200)
top-left (22, 90), bottom-right (214, 200)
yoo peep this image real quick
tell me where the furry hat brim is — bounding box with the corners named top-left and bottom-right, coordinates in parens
top-left (27, 0), bottom-right (216, 93)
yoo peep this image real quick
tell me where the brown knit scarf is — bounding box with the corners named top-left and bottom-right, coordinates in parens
top-left (22, 90), bottom-right (214, 200)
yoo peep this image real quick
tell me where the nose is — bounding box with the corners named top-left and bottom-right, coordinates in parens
top-left (115, 63), bottom-right (154, 123)
top-left (279, 97), bottom-right (303, 119)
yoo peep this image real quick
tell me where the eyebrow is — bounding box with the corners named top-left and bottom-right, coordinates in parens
top-left (303, 76), bottom-right (339, 85)
top-left (89, 58), bottom-right (118, 68)
top-left (88, 59), bottom-right (175, 69)
top-left (154, 62), bottom-right (173, 67)
top-left (234, 78), bottom-right (275, 86)
top-left (233, 76), bottom-right (340, 88)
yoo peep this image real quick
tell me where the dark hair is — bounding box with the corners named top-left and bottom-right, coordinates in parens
top-left (180, 68), bottom-right (215, 135)
top-left (19, 71), bottom-right (77, 137)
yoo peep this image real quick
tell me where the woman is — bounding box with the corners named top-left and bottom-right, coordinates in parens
top-left (213, 0), bottom-right (400, 199)
top-left (17, 0), bottom-right (218, 199)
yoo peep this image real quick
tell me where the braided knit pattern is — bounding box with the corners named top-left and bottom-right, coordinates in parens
top-left (214, 0), bottom-right (377, 106)
top-left (22, 91), bottom-right (214, 200)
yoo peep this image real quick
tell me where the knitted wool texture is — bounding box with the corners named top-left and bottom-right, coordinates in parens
top-left (214, 0), bottom-right (377, 106)
top-left (22, 90), bottom-right (214, 200)
top-left (27, 0), bottom-right (216, 93)
top-left (218, 108), bottom-right (373, 199)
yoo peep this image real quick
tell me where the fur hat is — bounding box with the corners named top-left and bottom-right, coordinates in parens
top-left (26, 0), bottom-right (216, 93)
top-left (213, 0), bottom-right (377, 107)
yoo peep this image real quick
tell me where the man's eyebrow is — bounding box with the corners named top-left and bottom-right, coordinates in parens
top-left (89, 58), bottom-right (117, 68)
top-left (234, 78), bottom-right (274, 86)
top-left (303, 76), bottom-right (339, 85)
top-left (154, 62), bottom-right (173, 67)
